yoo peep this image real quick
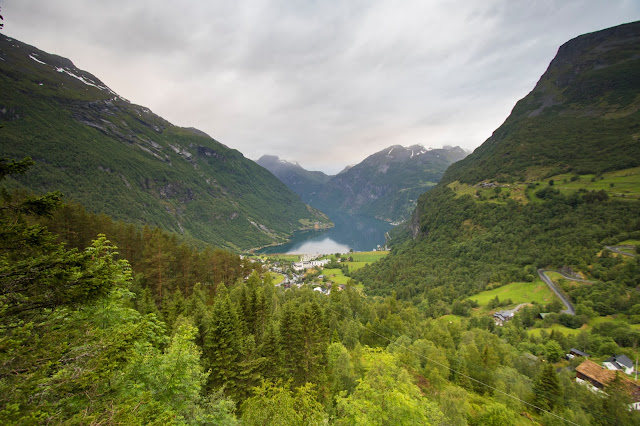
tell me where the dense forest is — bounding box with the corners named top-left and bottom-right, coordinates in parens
top-left (2, 158), bottom-right (639, 425)
top-left (356, 185), bottom-right (640, 308)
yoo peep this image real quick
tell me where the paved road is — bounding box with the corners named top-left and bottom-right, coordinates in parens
top-left (605, 245), bottom-right (638, 257)
top-left (502, 303), bottom-right (531, 316)
top-left (535, 245), bottom-right (636, 316)
top-left (537, 269), bottom-right (584, 315)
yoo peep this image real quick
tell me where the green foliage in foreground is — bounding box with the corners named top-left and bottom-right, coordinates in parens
top-left (3, 163), bottom-right (640, 425)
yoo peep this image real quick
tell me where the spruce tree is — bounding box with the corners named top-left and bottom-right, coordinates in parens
top-left (532, 363), bottom-right (561, 412)
top-left (258, 320), bottom-right (285, 380)
top-left (203, 284), bottom-right (240, 396)
top-left (280, 302), bottom-right (304, 384)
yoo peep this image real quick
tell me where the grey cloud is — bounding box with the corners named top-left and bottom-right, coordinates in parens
top-left (4, 0), bottom-right (640, 174)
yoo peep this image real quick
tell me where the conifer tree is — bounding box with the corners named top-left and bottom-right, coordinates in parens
top-left (203, 284), bottom-right (240, 395)
top-left (280, 302), bottom-right (304, 384)
top-left (258, 320), bottom-right (285, 380)
top-left (532, 363), bottom-right (561, 412)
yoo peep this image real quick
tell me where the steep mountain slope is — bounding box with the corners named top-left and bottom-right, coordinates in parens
top-left (256, 155), bottom-right (332, 204)
top-left (0, 34), bottom-right (330, 250)
top-left (356, 21), bottom-right (640, 303)
top-left (313, 145), bottom-right (467, 222)
top-left (445, 21), bottom-right (640, 185)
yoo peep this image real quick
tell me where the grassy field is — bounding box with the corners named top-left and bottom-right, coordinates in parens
top-left (344, 261), bottom-right (369, 272)
top-left (269, 272), bottom-right (286, 284)
top-left (349, 251), bottom-right (389, 262)
top-left (527, 315), bottom-right (640, 339)
top-left (528, 324), bottom-right (583, 337)
top-left (469, 280), bottom-right (555, 308)
top-left (618, 239), bottom-right (640, 246)
top-left (543, 271), bottom-right (589, 289)
top-left (449, 166), bottom-right (640, 204)
top-left (587, 315), bottom-right (640, 331)
top-left (320, 268), bottom-right (351, 284)
top-left (265, 254), bottom-right (301, 262)
top-left (438, 314), bottom-right (465, 324)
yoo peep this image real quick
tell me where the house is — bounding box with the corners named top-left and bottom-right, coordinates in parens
top-left (569, 348), bottom-right (590, 358)
top-left (576, 359), bottom-right (616, 391)
top-left (603, 354), bottom-right (635, 375)
top-left (576, 360), bottom-right (640, 410)
top-left (493, 310), bottom-right (514, 326)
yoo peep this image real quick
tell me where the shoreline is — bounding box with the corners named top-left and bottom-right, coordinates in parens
top-left (246, 221), bottom-right (334, 254)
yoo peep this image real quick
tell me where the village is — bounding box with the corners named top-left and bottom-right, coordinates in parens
top-left (245, 249), bottom-right (390, 296)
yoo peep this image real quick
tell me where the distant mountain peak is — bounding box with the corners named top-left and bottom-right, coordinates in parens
top-left (257, 154), bottom-right (302, 169)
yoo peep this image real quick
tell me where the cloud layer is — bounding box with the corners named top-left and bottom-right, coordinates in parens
top-left (5, 0), bottom-right (640, 173)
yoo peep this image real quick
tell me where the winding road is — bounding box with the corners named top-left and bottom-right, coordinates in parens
top-left (605, 245), bottom-right (638, 257)
top-left (537, 269), bottom-right (594, 316)
top-left (537, 245), bottom-right (636, 316)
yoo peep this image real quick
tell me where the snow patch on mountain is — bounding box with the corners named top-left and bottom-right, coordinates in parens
top-left (29, 54), bottom-right (46, 65)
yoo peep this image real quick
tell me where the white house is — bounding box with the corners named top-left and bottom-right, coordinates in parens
top-left (603, 354), bottom-right (635, 375)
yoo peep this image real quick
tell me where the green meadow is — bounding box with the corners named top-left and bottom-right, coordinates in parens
top-left (469, 280), bottom-right (555, 308)
top-left (344, 261), bottom-right (369, 272)
top-left (349, 251), bottom-right (389, 262)
top-left (320, 268), bottom-right (351, 284)
top-left (449, 166), bottom-right (640, 204)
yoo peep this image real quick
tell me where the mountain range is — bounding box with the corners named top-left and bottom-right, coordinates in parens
top-left (259, 145), bottom-right (467, 223)
top-left (0, 34), bottom-right (330, 251)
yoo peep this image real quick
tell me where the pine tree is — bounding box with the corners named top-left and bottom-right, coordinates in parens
top-left (258, 320), bottom-right (284, 380)
top-left (299, 302), bottom-right (329, 386)
top-left (532, 363), bottom-right (561, 412)
top-left (280, 302), bottom-right (304, 384)
top-left (235, 335), bottom-right (265, 402)
top-left (203, 284), bottom-right (240, 396)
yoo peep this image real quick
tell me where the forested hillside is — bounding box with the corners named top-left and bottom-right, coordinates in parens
top-left (0, 34), bottom-right (330, 251)
top-left (4, 13), bottom-right (640, 426)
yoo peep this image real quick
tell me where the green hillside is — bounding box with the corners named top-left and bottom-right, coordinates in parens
top-left (0, 34), bottom-right (330, 250)
top-left (355, 21), bottom-right (640, 316)
top-left (444, 22), bottom-right (640, 185)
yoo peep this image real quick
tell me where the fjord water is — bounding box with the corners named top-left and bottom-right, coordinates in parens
top-left (258, 212), bottom-right (393, 254)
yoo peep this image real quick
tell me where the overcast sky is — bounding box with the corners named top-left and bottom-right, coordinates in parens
top-left (3, 1), bottom-right (639, 174)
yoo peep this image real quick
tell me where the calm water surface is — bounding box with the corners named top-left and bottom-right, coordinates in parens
top-left (258, 212), bottom-right (393, 255)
